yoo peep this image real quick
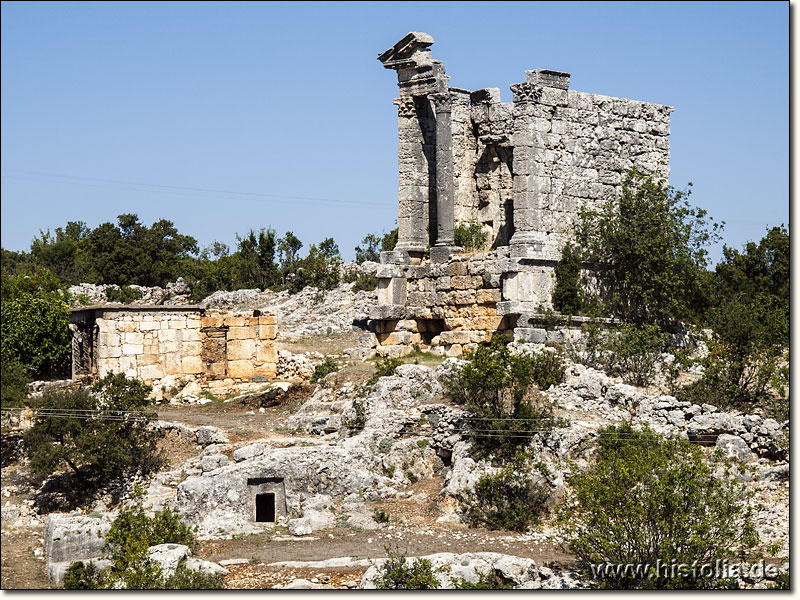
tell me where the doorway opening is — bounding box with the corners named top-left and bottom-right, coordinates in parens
top-left (255, 493), bottom-right (276, 522)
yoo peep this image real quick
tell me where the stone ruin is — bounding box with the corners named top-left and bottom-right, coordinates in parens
top-left (69, 304), bottom-right (278, 397)
top-left (367, 32), bottom-right (672, 356)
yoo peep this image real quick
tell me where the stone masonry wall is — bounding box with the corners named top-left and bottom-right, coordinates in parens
top-left (72, 307), bottom-right (277, 396)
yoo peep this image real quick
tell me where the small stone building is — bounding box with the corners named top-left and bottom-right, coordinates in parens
top-left (69, 305), bottom-right (277, 395)
top-left (369, 32), bottom-right (672, 356)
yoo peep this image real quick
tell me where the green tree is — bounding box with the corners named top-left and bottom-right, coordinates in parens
top-left (355, 228), bottom-right (398, 264)
top-left (440, 337), bottom-right (565, 461)
top-left (552, 243), bottom-right (584, 315)
top-left (454, 222), bottom-right (488, 252)
top-left (289, 237), bottom-right (341, 292)
top-left (23, 374), bottom-right (163, 498)
top-left (0, 276), bottom-right (71, 378)
top-left (233, 228), bottom-right (280, 289)
top-left (577, 170), bottom-right (721, 325)
top-left (560, 423), bottom-right (757, 589)
top-left (30, 221), bottom-right (91, 284)
top-left (277, 231), bottom-right (303, 285)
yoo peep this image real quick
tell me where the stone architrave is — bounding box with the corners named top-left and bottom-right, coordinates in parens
top-left (429, 91), bottom-right (455, 247)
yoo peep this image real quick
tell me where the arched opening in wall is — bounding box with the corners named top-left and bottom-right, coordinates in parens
top-left (255, 493), bottom-right (276, 523)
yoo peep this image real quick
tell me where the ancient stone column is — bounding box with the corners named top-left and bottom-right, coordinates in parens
top-left (429, 92), bottom-right (455, 247)
top-left (509, 81), bottom-right (543, 255)
top-left (393, 96), bottom-right (428, 255)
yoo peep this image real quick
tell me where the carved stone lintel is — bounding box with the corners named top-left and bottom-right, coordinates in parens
top-left (393, 97), bottom-right (417, 118)
top-left (510, 82), bottom-right (542, 104)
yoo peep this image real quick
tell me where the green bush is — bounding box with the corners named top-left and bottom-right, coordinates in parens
top-left (454, 222), bottom-right (488, 252)
top-left (310, 357), bottom-right (338, 383)
top-left (24, 374), bottom-right (162, 500)
top-left (569, 322), bottom-right (669, 388)
top-left (106, 285), bottom-right (143, 304)
top-left (374, 548), bottom-right (442, 589)
top-left (552, 243), bottom-right (584, 315)
top-left (1, 359), bottom-right (30, 409)
top-left (63, 561), bottom-right (104, 589)
top-left (460, 453), bottom-right (549, 532)
top-left (354, 228), bottom-right (398, 264)
top-left (440, 337), bottom-right (566, 461)
top-left (452, 569), bottom-right (513, 589)
top-left (577, 169), bottom-right (721, 325)
top-left (1, 289), bottom-right (71, 379)
top-left (64, 490), bottom-right (222, 589)
top-left (373, 509), bottom-right (390, 523)
top-left (560, 423), bottom-right (758, 589)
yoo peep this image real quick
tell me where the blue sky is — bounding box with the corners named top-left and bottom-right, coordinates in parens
top-left (1, 1), bottom-right (788, 263)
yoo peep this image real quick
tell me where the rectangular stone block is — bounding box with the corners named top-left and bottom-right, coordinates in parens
top-left (258, 324), bottom-right (277, 339)
top-left (119, 355), bottom-right (137, 373)
top-left (258, 314), bottom-right (277, 326)
top-left (138, 320), bottom-right (159, 331)
top-left (182, 341), bottom-right (203, 356)
top-left (471, 316), bottom-right (506, 331)
top-left (447, 262), bottom-right (468, 276)
top-left (450, 275), bottom-right (474, 290)
top-left (138, 353), bottom-right (158, 366)
top-left (165, 353), bottom-right (182, 375)
top-left (227, 339), bottom-right (256, 361)
top-left (186, 318), bottom-right (202, 329)
top-left (257, 344), bottom-right (277, 364)
top-left (439, 330), bottom-right (472, 345)
top-left (228, 326), bottom-right (256, 340)
top-left (124, 332), bottom-right (143, 345)
top-left (181, 356), bottom-right (204, 374)
top-left (227, 360), bottom-right (255, 379)
top-left (168, 319), bottom-right (186, 330)
top-left (139, 364), bottom-right (165, 381)
top-left (477, 288), bottom-right (502, 304)
top-left (158, 329), bottom-right (177, 342)
top-left (179, 328), bottom-right (201, 342)
top-left (254, 363), bottom-right (277, 378)
top-left (450, 290), bottom-right (476, 305)
top-left (122, 344), bottom-right (143, 356)
top-left (202, 316), bottom-right (223, 328)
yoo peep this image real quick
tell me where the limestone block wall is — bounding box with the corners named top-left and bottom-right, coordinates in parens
top-left (370, 248), bottom-right (566, 357)
top-left (70, 306), bottom-right (277, 396)
top-left (452, 84), bottom-right (672, 258)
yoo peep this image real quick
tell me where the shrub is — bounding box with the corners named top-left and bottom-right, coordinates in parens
top-left (552, 243), bottom-right (584, 315)
top-left (345, 398), bottom-right (366, 435)
top-left (373, 509), bottom-right (390, 523)
top-left (560, 423), bottom-right (758, 589)
top-left (577, 169), bottom-right (721, 325)
top-left (452, 569), bottom-right (513, 589)
top-left (24, 374), bottom-right (163, 499)
top-left (105, 285), bottom-right (143, 304)
top-left (440, 337), bottom-right (566, 461)
top-left (454, 222), bottom-right (488, 252)
top-left (374, 548), bottom-right (442, 589)
top-left (1, 359), bottom-right (30, 409)
top-left (569, 322), bottom-right (669, 388)
top-left (0, 290), bottom-right (71, 379)
top-left (64, 489), bottom-right (221, 589)
top-left (460, 453), bottom-right (549, 532)
top-left (354, 229), bottom-right (398, 264)
top-left (310, 357), bottom-right (338, 384)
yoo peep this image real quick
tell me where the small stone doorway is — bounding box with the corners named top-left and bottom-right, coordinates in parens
top-left (255, 493), bottom-right (276, 523)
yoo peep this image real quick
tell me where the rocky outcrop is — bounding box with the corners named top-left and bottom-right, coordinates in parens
top-left (360, 552), bottom-right (587, 589)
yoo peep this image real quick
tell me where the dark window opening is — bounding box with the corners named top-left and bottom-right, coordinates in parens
top-left (255, 493), bottom-right (276, 522)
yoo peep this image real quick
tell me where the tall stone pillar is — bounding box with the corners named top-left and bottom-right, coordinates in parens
top-left (429, 92), bottom-right (455, 247)
top-left (394, 96), bottom-right (428, 254)
top-left (509, 81), bottom-right (544, 256)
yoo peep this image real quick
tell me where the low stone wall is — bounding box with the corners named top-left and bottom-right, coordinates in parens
top-left (366, 248), bottom-right (617, 357)
top-left (70, 306), bottom-right (277, 396)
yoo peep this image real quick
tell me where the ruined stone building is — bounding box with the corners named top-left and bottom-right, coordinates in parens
top-left (370, 32), bottom-right (672, 356)
top-left (70, 305), bottom-right (277, 396)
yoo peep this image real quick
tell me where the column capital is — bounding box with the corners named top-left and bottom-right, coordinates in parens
top-left (393, 97), bottom-right (417, 118)
top-left (510, 82), bottom-right (542, 104)
top-left (428, 91), bottom-right (452, 112)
